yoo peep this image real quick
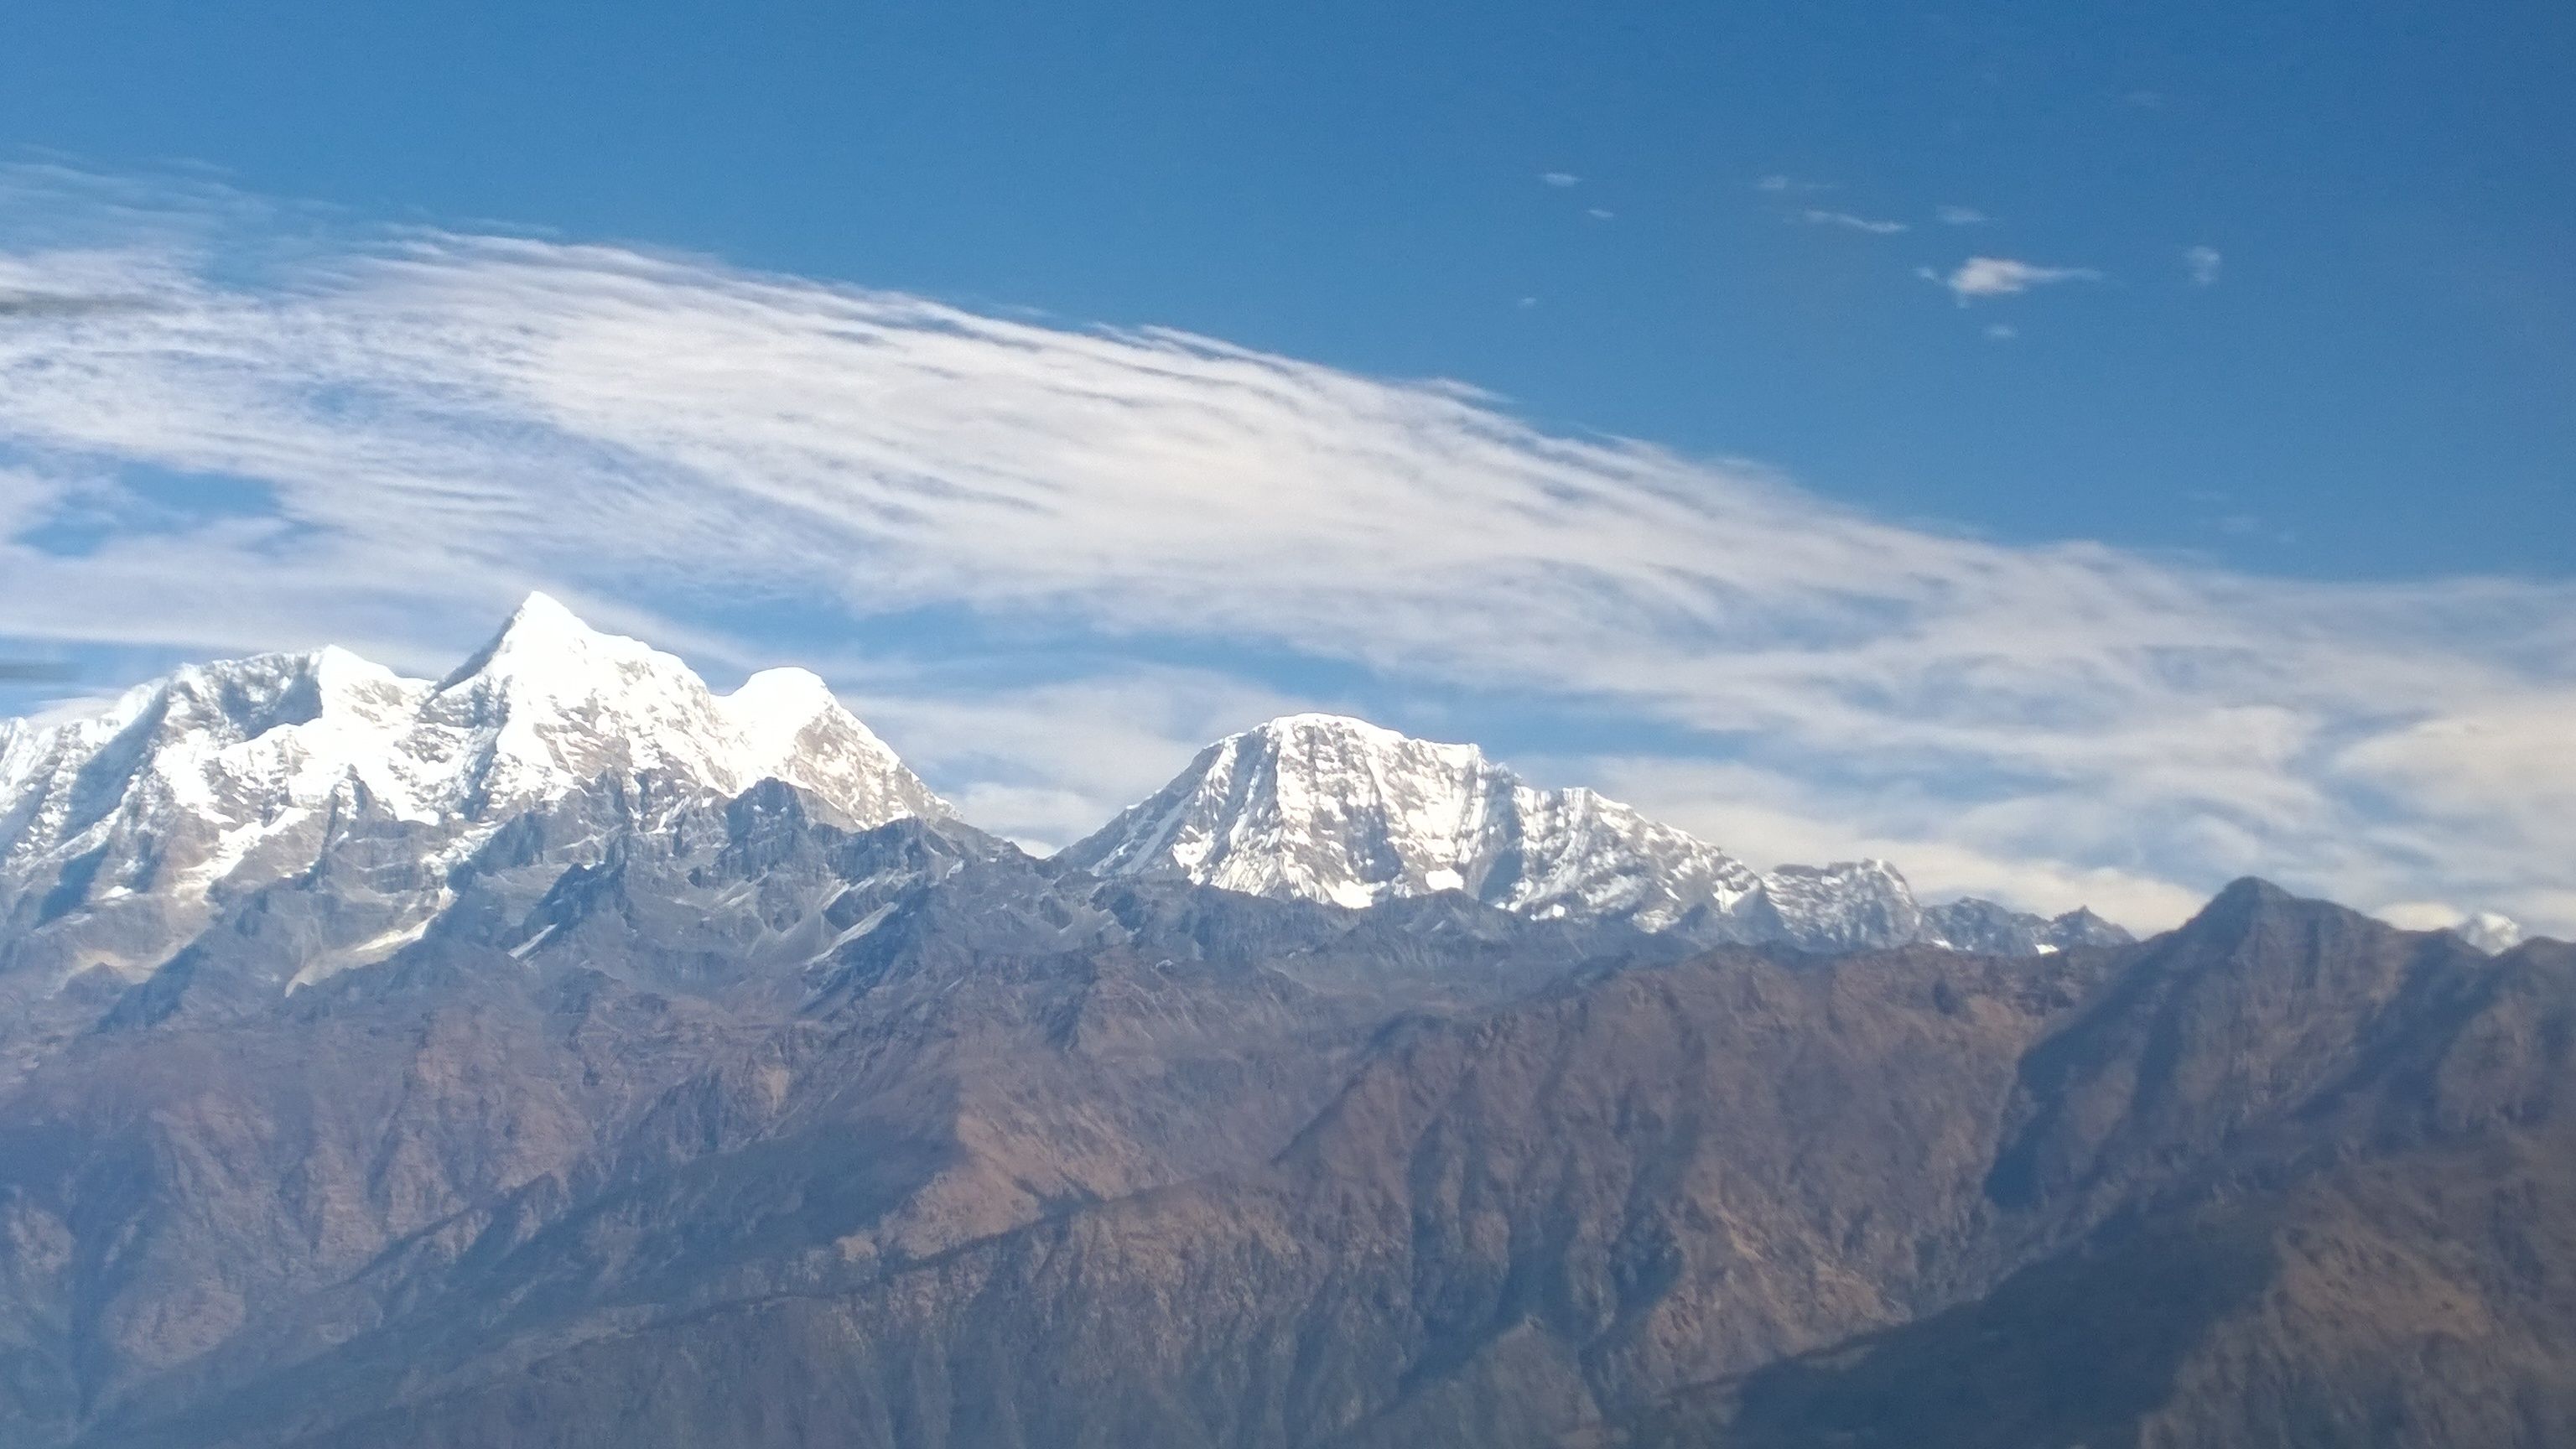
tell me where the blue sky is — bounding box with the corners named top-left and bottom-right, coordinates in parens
top-left (8, 0), bottom-right (2571, 574)
top-left (0, 1), bottom-right (2572, 932)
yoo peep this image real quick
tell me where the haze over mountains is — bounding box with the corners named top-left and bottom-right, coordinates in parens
top-left (1, 598), bottom-right (2567, 1449)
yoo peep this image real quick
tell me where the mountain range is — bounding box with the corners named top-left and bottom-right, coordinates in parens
top-left (0, 598), bottom-right (2563, 1448)
top-left (0, 595), bottom-right (2120, 1029)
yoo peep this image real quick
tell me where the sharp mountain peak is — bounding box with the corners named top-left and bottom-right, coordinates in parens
top-left (3, 599), bottom-right (2152, 988)
top-left (0, 595), bottom-right (948, 989)
top-left (1069, 709), bottom-right (2128, 955)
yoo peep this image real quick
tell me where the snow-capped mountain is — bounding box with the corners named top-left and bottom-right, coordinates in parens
top-left (1731, 859), bottom-right (1925, 953)
top-left (1059, 712), bottom-right (2095, 953)
top-left (0, 593), bottom-right (947, 987)
top-left (1059, 714), bottom-right (1758, 930)
top-left (0, 609), bottom-right (2136, 1022)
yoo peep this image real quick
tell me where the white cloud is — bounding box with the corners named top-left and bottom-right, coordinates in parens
top-left (1540, 171), bottom-right (1580, 187)
top-left (1983, 323), bottom-right (2018, 340)
top-left (1799, 209), bottom-right (1908, 235)
top-left (2335, 695), bottom-right (2576, 839)
top-left (1587, 207), bottom-right (1616, 221)
top-left (1923, 256), bottom-right (2103, 303)
top-left (4, 687), bottom-right (127, 730)
top-left (1, 167), bottom-right (2573, 932)
top-left (2184, 244), bottom-right (2223, 285)
top-left (1572, 754), bottom-right (2215, 927)
top-left (1936, 205), bottom-right (1991, 226)
top-left (2375, 901), bottom-right (2470, 932)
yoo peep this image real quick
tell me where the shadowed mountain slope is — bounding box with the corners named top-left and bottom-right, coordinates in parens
top-left (1614, 927), bottom-right (2576, 1449)
top-left (0, 865), bottom-right (2551, 1449)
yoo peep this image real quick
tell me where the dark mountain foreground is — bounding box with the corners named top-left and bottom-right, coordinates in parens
top-left (0, 779), bottom-right (2565, 1448)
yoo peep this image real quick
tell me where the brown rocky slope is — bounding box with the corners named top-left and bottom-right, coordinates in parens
top-left (1, 800), bottom-right (2564, 1449)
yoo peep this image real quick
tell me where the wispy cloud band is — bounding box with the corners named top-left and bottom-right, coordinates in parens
top-left (1798, 209), bottom-right (1909, 235)
top-left (1, 166), bottom-right (2570, 932)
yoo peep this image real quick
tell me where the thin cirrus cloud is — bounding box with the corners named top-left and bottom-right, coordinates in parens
top-left (1921, 255), bottom-right (2104, 303)
top-left (1798, 209), bottom-right (1909, 235)
top-left (1935, 205), bottom-right (1991, 226)
top-left (2184, 244), bottom-right (2224, 285)
top-left (1, 164), bottom-right (2573, 934)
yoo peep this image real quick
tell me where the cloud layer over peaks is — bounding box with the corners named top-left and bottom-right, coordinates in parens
top-left (2, 165), bottom-right (2572, 933)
